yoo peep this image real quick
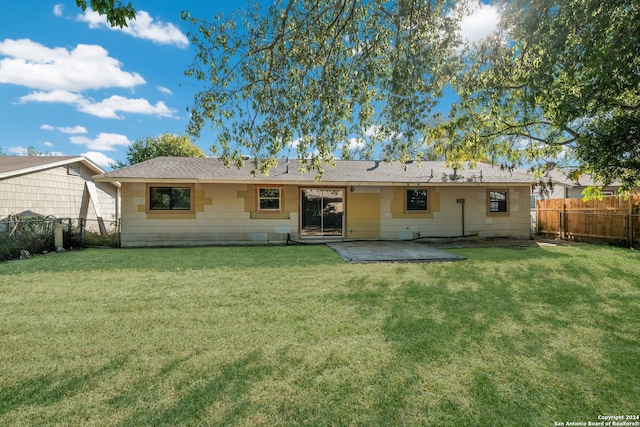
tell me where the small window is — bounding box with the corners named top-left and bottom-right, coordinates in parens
top-left (489, 190), bottom-right (508, 213)
top-left (68, 165), bottom-right (81, 176)
top-left (406, 189), bottom-right (428, 211)
top-left (149, 186), bottom-right (191, 210)
top-left (258, 187), bottom-right (282, 211)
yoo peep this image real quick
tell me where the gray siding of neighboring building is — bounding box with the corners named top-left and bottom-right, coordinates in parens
top-left (0, 162), bottom-right (118, 221)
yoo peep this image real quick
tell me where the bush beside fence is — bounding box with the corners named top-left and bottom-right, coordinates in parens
top-left (0, 217), bottom-right (119, 262)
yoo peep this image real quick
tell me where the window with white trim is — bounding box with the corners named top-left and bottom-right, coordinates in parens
top-left (257, 187), bottom-right (282, 211)
top-left (489, 190), bottom-right (508, 213)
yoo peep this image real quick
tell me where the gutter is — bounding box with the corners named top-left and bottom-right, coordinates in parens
top-left (92, 177), bottom-right (532, 187)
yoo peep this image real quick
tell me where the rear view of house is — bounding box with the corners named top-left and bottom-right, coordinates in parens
top-left (94, 157), bottom-right (532, 247)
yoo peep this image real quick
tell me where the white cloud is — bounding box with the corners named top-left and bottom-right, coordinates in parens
top-left (53, 4), bottom-right (64, 17)
top-left (340, 126), bottom-right (388, 153)
top-left (288, 137), bottom-right (302, 150)
top-left (364, 125), bottom-right (384, 138)
top-left (460, 3), bottom-right (499, 44)
top-left (158, 86), bottom-right (172, 95)
top-left (8, 146), bottom-right (27, 155)
top-left (20, 90), bottom-right (176, 119)
top-left (43, 141), bottom-right (54, 147)
top-left (7, 146), bottom-right (63, 155)
top-left (20, 90), bottom-right (84, 104)
top-left (346, 137), bottom-right (365, 151)
top-left (78, 10), bottom-right (189, 48)
top-left (41, 124), bottom-right (88, 134)
top-left (71, 133), bottom-right (131, 151)
top-left (83, 151), bottom-right (115, 168)
top-left (78, 95), bottom-right (175, 119)
top-left (0, 39), bottom-right (145, 91)
top-left (59, 125), bottom-right (88, 134)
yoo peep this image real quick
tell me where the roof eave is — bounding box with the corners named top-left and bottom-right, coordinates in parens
top-left (94, 176), bottom-right (531, 186)
top-left (0, 156), bottom-right (107, 180)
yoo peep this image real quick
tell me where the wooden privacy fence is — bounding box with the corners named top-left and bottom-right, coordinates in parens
top-left (536, 196), bottom-right (640, 246)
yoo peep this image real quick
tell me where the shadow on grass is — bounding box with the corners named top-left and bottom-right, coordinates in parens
top-left (0, 245), bottom-right (344, 274)
top-left (116, 350), bottom-right (272, 427)
top-left (0, 356), bottom-right (127, 417)
top-left (339, 247), bottom-right (640, 424)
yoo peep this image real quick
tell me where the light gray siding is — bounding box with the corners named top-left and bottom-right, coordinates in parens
top-left (0, 162), bottom-right (118, 221)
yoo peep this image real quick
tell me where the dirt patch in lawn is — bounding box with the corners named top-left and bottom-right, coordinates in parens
top-left (418, 236), bottom-right (587, 250)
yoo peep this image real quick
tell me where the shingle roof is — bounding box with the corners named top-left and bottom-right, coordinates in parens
top-left (94, 157), bottom-right (533, 185)
top-left (539, 169), bottom-right (622, 188)
top-left (0, 156), bottom-right (104, 179)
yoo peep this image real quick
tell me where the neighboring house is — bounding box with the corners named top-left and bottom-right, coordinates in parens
top-left (0, 156), bottom-right (119, 224)
top-left (531, 169), bottom-right (623, 203)
top-left (562, 173), bottom-right (622, 198)
top-left (94, 157), bottom-right (533, 247)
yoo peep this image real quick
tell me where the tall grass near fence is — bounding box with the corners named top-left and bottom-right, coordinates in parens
top-left (0, 217), bottom-right (56, 261)
top-left (0, 217), bottom-right (119, 261)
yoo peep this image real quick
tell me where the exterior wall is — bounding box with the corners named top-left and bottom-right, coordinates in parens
top-left (120, 182), bottom-right (532, 247)
top-left (120, 182), bottom-right (300, 247)
top-left (532, 184), bottom-right (569, 200)
top-left (0, 163), bottom-right (118, 221)
top-left (565, 186), bottom-right (618, 198)
top-left (534, 184), bottom-right (619, 200)
top-left (345, 187), bottom-right (381, 239)
top-left (378, 185), bottom-right (531, 240)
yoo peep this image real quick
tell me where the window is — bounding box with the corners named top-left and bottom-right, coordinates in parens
top-left (149, 186), bottom-right (191, 210)
top-left (406, 189), bottom-right (428, 211)
top-left (489, 190), bottom-right (508, 213)
top-left (257, 187), bottom-right (282, 211)
top-left (530, 194), bottom-right (538, 210)
top-left (67, 164), bottom-right (81, 176)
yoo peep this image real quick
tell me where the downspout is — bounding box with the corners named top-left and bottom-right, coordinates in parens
top-left (457, 198), bottom-right (466, 237)
top-left (462, 201), bottom-right (465, 237)
top-left (116, 185), bottom-right (121, 247)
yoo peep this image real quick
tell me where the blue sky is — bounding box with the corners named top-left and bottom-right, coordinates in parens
top-left (0, 1), bottom-right (498, 169)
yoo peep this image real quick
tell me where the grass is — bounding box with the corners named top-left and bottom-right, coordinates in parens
top-left (1, 244), bottom-right (639, 426)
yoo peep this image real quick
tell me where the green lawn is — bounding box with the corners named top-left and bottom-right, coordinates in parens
top-left (1, 244), bottom-right (638, 426)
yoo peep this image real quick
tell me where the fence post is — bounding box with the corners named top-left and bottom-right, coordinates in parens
top-left (563, 201), bottom-right (568, 240)
top-left (558, 211), bottom-right (563, 239)
top-left (54, 222), bottom-right (63, 249)
top-left (536, 200), bottom-right (540, 235)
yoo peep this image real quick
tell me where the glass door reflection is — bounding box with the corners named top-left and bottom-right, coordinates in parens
top-left (301, 189), bottom-right (344, 237)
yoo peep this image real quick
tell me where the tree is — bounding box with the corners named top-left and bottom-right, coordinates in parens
top-left (75, 0), bottom-right (136, 28)
top-left (112, 134), bottom-right (206, 168)
top-left (25, 146), bottom-right (51, 156)
top-left (182, 0), bottom-right (466, 174)
top-left (182, 0), bottom-right (639, 190)
top-left (444, 0), bottom-right (640, 193)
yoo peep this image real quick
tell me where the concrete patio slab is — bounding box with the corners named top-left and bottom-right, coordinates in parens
top-left (327, 241), bottom-right (467, 264)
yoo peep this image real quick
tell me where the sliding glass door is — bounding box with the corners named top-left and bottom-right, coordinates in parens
top-left (300, 188), bottom-right (344, 237)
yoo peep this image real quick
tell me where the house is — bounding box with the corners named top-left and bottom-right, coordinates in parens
top-left (93, 157), bottom-right (533, 247)
top-left (531, 169), bottom-right (623, 202)
top-left (0, 156), bottom-right (119, 225)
